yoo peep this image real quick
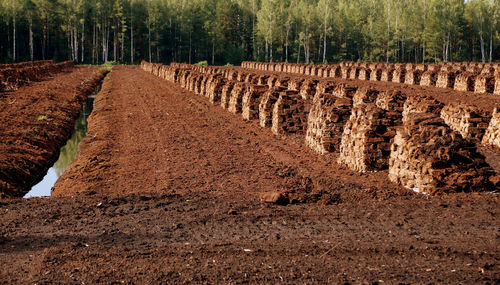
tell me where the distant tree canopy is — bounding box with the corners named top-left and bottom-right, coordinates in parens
top-left (0, 0), bottom-right (499, 65)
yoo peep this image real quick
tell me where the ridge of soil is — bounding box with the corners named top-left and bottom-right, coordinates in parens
top-left (0, 66), bottom-right (107, 197)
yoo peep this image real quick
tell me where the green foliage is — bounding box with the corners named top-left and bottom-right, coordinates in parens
top-left (196, 60), bottom-right (208, 66)
top-left (37, 115), bottom-right (48, 121)
top-left (0, 0), bottom-right (498, 64)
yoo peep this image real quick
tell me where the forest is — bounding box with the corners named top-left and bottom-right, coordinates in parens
top-left (0, 0), bottom-right (499, 65)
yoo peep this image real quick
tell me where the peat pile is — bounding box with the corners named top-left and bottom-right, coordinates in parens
top-left (242, 60), bottom-right (500, 95)
top-left (0, 67), bottom-right (108, 197)
top-left (141, 61), bottom-right (499, 194)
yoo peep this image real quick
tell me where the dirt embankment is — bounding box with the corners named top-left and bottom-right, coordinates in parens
top-left (0, 60), bottom-right (75, 92)
top-left (0, 66), bottom-right (108, 197)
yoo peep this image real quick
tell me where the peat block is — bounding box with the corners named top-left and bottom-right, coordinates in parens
top-left (389, 113), bottom-right (494, 194)
top-left (305, 94), bottom-right (352, 154)
top-left (454, 72), bottom-right (477, 92)
top-left (482, 108), bottom-right (500, 149)
top-left (420, 71), bottom-right (438, 87)
top-left (259, 87), bottom-right (286, 127)
top-left (338, 103), bottom-right (402, 172)
top-left (440, 103), bottom-right (491, 141)
top-left (272, 91), bottom-right (307, 135)
top-left (375, 90), bottom-right (407, 113)
top-left (227, 82), bottom-right (247, 114)
top-left (436, 71), bottom-right (458, 89)
top-left (404, 70), bottom-right (422, 85)
top-left (474, 74), bottom-right (495, 94)
top-left (353, 87), bottom-right (380, 107)
top-left (402, 95), bottom-right (444, 123)
top-left (380, 68), bottom-right (394, 82)
top-left (242, 85), bottom-right (269, 120)
top-left (220, 81), bottom-right (236, 109)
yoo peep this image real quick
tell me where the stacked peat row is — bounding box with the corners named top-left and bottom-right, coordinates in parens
top-left (227, 82), bottom-right (247, 113)
top-left (338, 103), bottom-right (402, 172)
top-left (440, 103), bottom-right (492, 141)
top-left (389, 113), bottom-right (496, 194)
top-left (454, 72), bottom-right (479, 92)
top-left (420, 66), bottom-right (439, 86)
top-left (474, 67), bottom-right (496, 94)
top-left (482, 108), bottom-right (500, 149)
top-left (375, 90), bottom-right (407, 113)
top-left (141, 62), bottom-right (498, 194)
top-left (220, 81), bottom-right (236, 108)
top-left (242, 61), bottom-right (499, 77)
top-left (380, 66), bottom-right (395, 82)
top-left (241, 61), bottom-right (500, 95)
top-left (402, 95), bottom-right (444, 123)
top-left (259, 87), bottom-right (286, 127)
top-left (1, 60), bottom-right (75, 92)
top-left (305, 94), bottom-right (352, 154)
top-left (206, 75), bottom-right (227, 104)
top-left (391, 67), bottom-right (406, 84)
top-left (242, 85), bottom-right (269, 120)
top-left (271, 91), bottom-right (307, 135)
top-left (353, 87), bottom-right (381, 107)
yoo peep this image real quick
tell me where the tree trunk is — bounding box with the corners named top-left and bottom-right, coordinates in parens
top-left (70, 26), bottom-right (74, 61)
top-left (480, 33), bottom-right (485, 63)
top-left (285, 28), bottom-right (289, 62)
top-left (81, 20), bottom-right (85, 63)
top-left (42, 17), bottom-right (48, 60)
top-left (297, 42), bottom-right (300, 63)
top-left (29, 17), bottom-right (33, 61)
top-left (106, 24), bottom-right (109, 62)
top-left (156, 30), bottom-right (159, 62)
top-left (323, 29), bottom-right (327, 64)
top-left (92, 20), bottom-right (95, 64)
top-left (212, 38), bottom-right (215, 65)
top-left (265, 40), bottom-right (268, 62)
top-left (114, 27), bottom-right (117, 62)
top-left (323, 0), bottom-right (328, 64)
top-left (75, 26), bottom-right (78, 63)
top-left (188, 30), bottom-right (192, 64)
top-left (488, 28), bottom-right (492, 63)
top-left (121, 31), bottom-right (124, 62)
top-left (148, 17), bottom-right (152, 62)
top-left (131, 18), bottom-right (134, 63)
top-left (270, 36), bottom-right (273, 63)
top-left (252, 0), bottom-right (256, 59)
top-left (13, 12), bottom-right (16, 62)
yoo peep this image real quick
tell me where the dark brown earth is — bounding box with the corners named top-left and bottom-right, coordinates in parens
top-left (0, 66), bottom-right (498, 283)
top-left (0, 66), bottom-right (107, 197)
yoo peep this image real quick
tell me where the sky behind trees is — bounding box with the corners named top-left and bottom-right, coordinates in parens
top-left (0, 0), bottom-right (499, 65)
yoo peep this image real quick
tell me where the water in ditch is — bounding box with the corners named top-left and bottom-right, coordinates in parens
top-left (23, 97), bottom-right (95, 198)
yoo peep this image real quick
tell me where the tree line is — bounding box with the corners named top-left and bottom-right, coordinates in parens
top-left (0, 0), bottom-right (499, 65)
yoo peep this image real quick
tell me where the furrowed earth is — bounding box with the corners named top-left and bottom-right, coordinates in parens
top-left (0, 65), bottom-right (498, 283)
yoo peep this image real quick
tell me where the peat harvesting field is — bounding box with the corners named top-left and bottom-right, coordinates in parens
top-left (0, 61), bottom-right (499, 283)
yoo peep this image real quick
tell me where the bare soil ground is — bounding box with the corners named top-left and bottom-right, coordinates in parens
top-left (0, 66), bottom-right (498, 283)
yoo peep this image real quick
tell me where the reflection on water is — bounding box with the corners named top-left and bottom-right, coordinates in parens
top-left (24, 98), bottom-right (94, 198)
